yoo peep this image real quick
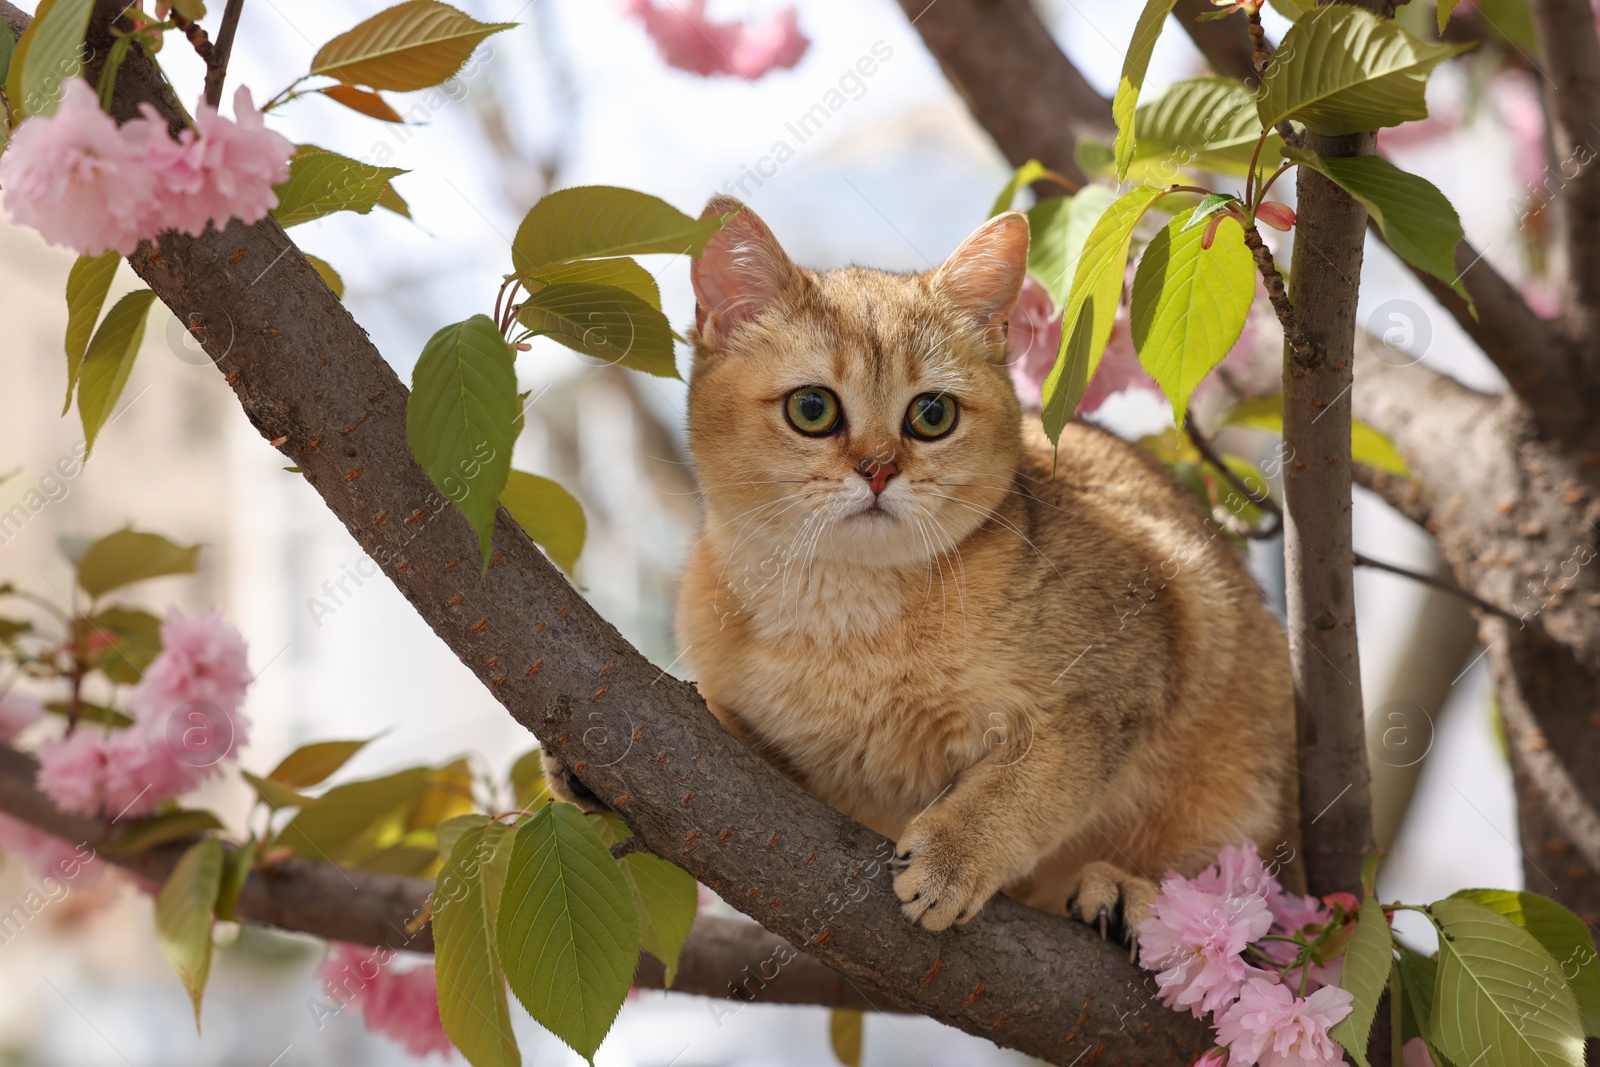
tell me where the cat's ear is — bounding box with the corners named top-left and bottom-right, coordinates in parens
top-left (691, 196), bottom-right (798, 348)
top-left (932, 211), bottom-right (1031, 342)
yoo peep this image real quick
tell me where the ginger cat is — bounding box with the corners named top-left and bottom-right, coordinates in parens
top-left (549, 197), bottom-right (1299, 945)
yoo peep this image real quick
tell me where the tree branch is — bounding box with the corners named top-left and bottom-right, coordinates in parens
top-left (1174, 0), bottom-right (1259, 81)
top-left (0, 4), bottom-right (1212, 1060)
top-left (204, 0), bottom-right (247, 108)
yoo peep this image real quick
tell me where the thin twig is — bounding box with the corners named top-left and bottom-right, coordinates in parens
top-left (1246, 7), bottom-right (1272, 76)
top-left (204, 0), bottom-right (247, 108)
top-left (1350, 553), bottom-right (1521, 623)
top-left (1242, 226), bottom-right (1316, 366)
top-left (609, 836), bottom-right (651, 860)
top-left (1182, 415), bottom-right (1284, 540)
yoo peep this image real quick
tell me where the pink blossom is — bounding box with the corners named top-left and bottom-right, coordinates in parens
top-left (0, 79), bottom-right (164, 255)
top-left (128, 609), bottom-right (253, 721)
top-left (319, 943), bottom-right (453, 1058)
top-left (1196, 1051), bottom-right (1230, 1067)
top-left (1005, 275), bottom-right (1157, 415)
top-left (0, 693), bottom-right (45, 741)
top-left (1402, 1037), bottom-right (1436, 1067)
top-left (0, 812), bottom-right (102, 885)
top-left (35, 726), bottom-right (194, 820)
top-left (1215, 978), bottom-right (1353, 1067)
top-left (1139, 876), bottom-right (1274, 1017)
top-left (131, 86), bottom-right (292, 237)
top-left (625, 0), bottom-right (809, 79)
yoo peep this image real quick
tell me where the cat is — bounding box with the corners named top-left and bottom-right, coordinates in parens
top-left (546, 195), bottom-right (1300, 946)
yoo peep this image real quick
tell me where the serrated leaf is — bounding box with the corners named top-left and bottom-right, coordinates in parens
top-left (311, 1), bottom-right (514, 91)
top-left (496, 803), bottom-right (639, 1064)
top-left (78, 289), bottom-right (157, 456)
top-left (7, 0), bottom-right (92, 121)
top-left (318, 84), bottom-right (404, 122)
top-left (1130, 210), bottom-right (1255, 424)
top-left (76, 529), bottom-right (200, 599)
top-left (84, 605), bottom-right (163, 683)
top-left (830, 1009), bottom-right (864, 1067)
top-left (1027, 185), bottom-right (1117, 310)
top-left (377, 182), bottom-right (412, 218)
top-left (275, 768), bottom-right (434, 862)
top-left (1352, 417), bottom-right (1410, 476)
top-left (989, 159), bottom-right (1051, 217)
top-left (1270, 0), bottom-right (1313, 17)
top-left (0, 15), bottom-right (14, 88)
top-left (215, 837), bottom-right (255, 922)
top-left (1331, 897), bottom-right (1394, 1067)
top-left (268, 739), bottom-right (371, 788)
top-left (620, 852), bottom-right (697, 987)
top-left (409, 758), bottom-right (476, 831)
top-left (1430, 896), bottom-right (1585, 1067)
top-left (1185, 193), bottom-right (1241, 230)
top-left (508, 750), bottom-right (551, 810)
top-left (437, 813), bottom-right (492, 861)
top-left (241, 769), bottom-right (316, 811)
top-left (156, 838), bottom-right (224, 1026)
top-left (304, 254), bottom-right (345, 299)
top-left (1438, 0), bottom-right (1462, 32)
top-left (1259, 6), bottom-right (1470, 135)
top-left (1453, 889), bottom-right (1600, 1037)
top-left (512, 186), bottom-right (729, 278)
top-left (434, 822), bottom-right (520, 1067)
top-left (1042, 185), bottom-right (1165, 443)
top-left (524, 258), bottom-right (661, 310)
top-left (516, 282), bottom-right (677, 379)
top-left (63, 251), bottom-right (120, 414)
top-left (406, 315), bottom-right (518, 562)
top-left (109, 809), bottom-right (224, 854)
top-left (1288, 150), bottom-right (1470, 307)
top-left (271, 146), bottom-right (408, 228)
top-left (1130, 78), bottom-right (1282, 180)
top-left (500, 470), bottom-right (586, 575)
top-left (1112, 0), bottom-right (1179, 180)
top-left (44, 700), bottom-right (133, 728)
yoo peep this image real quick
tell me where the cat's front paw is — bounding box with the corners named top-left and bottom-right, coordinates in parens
top-left (1067, 860), bottom-right (1157, 961)
top-left (890, 813), bottom-right (1005, 932)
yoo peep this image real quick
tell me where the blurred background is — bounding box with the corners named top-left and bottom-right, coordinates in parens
top-left (0, 0), bottom-right (1530, 1063)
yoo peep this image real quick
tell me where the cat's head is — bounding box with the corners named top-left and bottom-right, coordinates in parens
top-left (686, 195), bottom-right (1029, 570)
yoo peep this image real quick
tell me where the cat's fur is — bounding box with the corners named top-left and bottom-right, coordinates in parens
top-left (548, 197), bottom-right (1299, 939)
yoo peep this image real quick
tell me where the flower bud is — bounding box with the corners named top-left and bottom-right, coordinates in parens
top-left (1257, 201), bottom-right (1297, 231)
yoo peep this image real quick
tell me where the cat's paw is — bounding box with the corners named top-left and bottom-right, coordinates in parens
top-left (890, 813), bottom-right (1005, 932)
top-left (539, 750), bottom-right (611, 813)
top-left (1067, 860), bottom-right (1157, 961)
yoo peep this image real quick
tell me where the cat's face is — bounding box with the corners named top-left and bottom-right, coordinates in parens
top-left (686, 197), bottom-right (1028, 570)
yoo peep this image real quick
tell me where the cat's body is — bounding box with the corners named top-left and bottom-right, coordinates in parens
top-left (548, 197), bottom-right (1299, 938)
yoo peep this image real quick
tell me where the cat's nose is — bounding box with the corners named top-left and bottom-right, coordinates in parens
top-left (856, 457), bottom-right (899, 495)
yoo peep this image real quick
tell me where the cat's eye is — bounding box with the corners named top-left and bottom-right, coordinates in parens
top-left (905, 393), bottom-right (959, 440)
top-left (785, 387), bottom-right (842, 436)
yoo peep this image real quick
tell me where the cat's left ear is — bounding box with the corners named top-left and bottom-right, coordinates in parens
top-left (932, 211), bottom-right (1031, 345)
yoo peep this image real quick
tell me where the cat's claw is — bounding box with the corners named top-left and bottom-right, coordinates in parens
top-left (891, 815), bottom-right (1004, 932)
top-left (1068, 860), bottom-right (1156, 955)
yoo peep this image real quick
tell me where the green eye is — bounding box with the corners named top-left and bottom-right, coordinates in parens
top-left (785, 387), bottom-right (842, 436)
top-left (905, 393), bottom-right (959, 440)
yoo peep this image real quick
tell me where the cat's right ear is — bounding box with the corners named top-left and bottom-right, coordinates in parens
top-left (692, 196), bottom-right (797, 349)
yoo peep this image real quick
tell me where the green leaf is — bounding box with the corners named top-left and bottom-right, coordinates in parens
top-left (377, 182), bottom-right (412, 219)
top-left (63, 251), bottom-right (120, 414)
top-left (524, 258), bottom-right (661, 310)
top-left (1186, 193), bottom-right (1242, 229)
top-left (1438, 0), bottom-right (1462, 32)
top-left (1453, 889), bottom-right (1600, 1037)
top-left (620, 852), bottom-right (697, 987)
top-left (1259, 6), bottom-right (1470, 135)
top-left (830, 1009), bottom-right (864, 1067)
top-left (408, 758), bottom-right (476, 831)
top-left (1430, 896), bottom-right (1585, 1067)
top-left (7, 0), bottom-right (92, 120)
top-left (1330, 897), bottom-right (1394, 1067)
top-left (1128, 77), bottom-right (1282, 180)
top-left (1042, 185), bottom-right (1165, 443)
top-left (304, 254), bottom-right (345, 299)
top-left (241, 769), bottom-right (316, 811)
top-left (1129, 210), bottom-right (1255, 424)
top-left (268, 739), bottom-right (371, 788)
top-left (318, 84), bottom-right (404, 122)
top-left (275, 768), bottom-right (434, 862)
top-left (434, 822), bottom-right (520, 1067)
top-left (1112, 0), bottom-right (1179, 181)
top-left (508, 750), bottom-right (552, 810)
top-left (215, 837), bottom-right (255, 922)
top-left (156, 838), bottom-right (224, 1026)
top-left (436, 813), bottom-right (492, 861)
top-left (1027, 185), bottom-right (1117, 310)
top-left (405, 315), bottom-right (518, 562)
top-left (497, 803), bottom-right (639, 1064)
top-left (271, 147), bottom-right (409, 228)
top-left (1270, 0), bottom-right (1313, 17)
top-left (1475, 0), bottom-right (1537, 50)
top-left (1352, 417), bottom-right (1410, 476)
top-left (1287, 150), bottom-right (1470, 307)
top-left (76, 529), bottom-right (201, 599)
top-left (78, 289), bottom-right (158, 456)
top-left (989, 159), bottom-right (1050, 217)
top-left (1398, 952), bottom-right (1438, 1044)
top-left (44, 700), bottom-right (133, 728)
top-left (500, 471), bottom-right (586, 575)
top-left (515, 282), bottom-right (678, 379)
top-left (0, 15), bottom-right (14, 88)
top-left (310, 1), bottom-right (514, 91)
top-left (84, 605), bottom-right (163, 683)
top-left (109, 810), bottom-right (224, 854)
top-left (512, 186), bottom-right (729, 278)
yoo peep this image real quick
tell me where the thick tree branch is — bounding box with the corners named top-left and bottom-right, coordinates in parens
top-left (1174, 0), bottom-right (1259, 81)
top-left (0, 4), bottom-right (1213, 1061)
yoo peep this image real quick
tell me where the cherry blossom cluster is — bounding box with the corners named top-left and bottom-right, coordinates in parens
top-left (1136, 843), bottom-right (1357, 1067)
top-left (624, 0), bottom-right (809, 79)
top-left (318, 943), bottom-right (453, 1058)
top-left (34, 609), bottom-right (252, 821)
top-left (0, 78), bottom-right (292, 257)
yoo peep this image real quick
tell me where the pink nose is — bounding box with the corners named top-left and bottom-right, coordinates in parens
top-left (857, 458), bottom-right (898, 495)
